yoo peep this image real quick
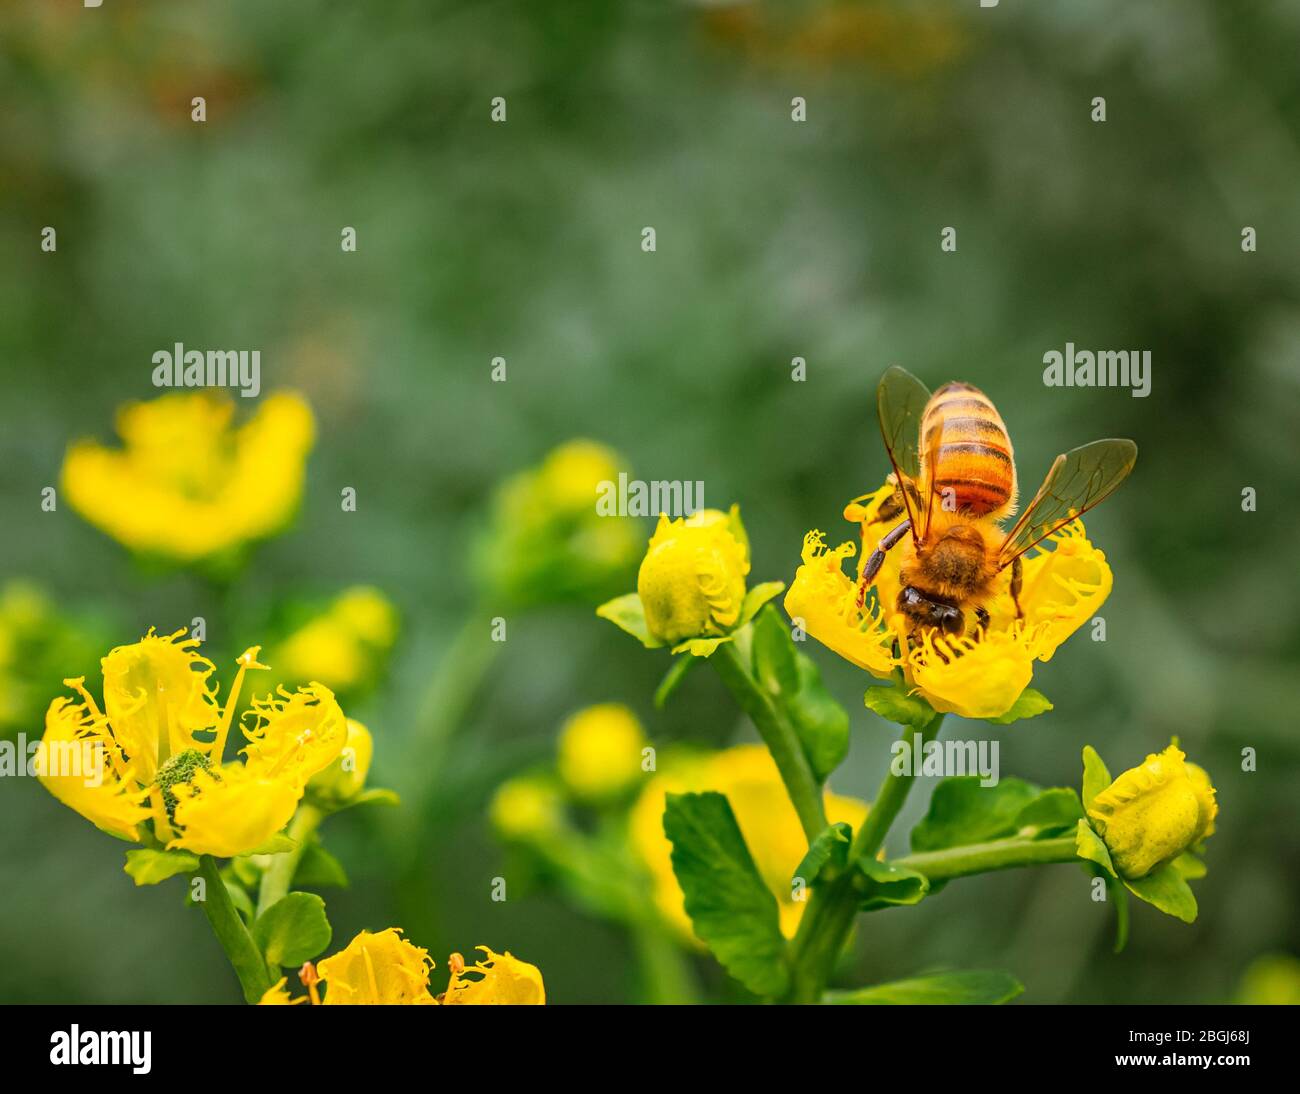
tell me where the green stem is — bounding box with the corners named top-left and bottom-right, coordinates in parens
top-left (255, 804), bottom-right (323, 919)
top-left (403, 609), bottom-right (501, 813)
top-left (786, 712), bottom-right (945, 1003)
top-left (711, 641), bottom-right (827, 843)
top-left (893, 835), bottom-right (1078, 882)
top-left (197, 855), bottom-right (272, 1004)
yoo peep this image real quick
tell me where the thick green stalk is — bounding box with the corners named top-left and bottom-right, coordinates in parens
top-left (893, 835), bottom-right (1078, 882)
top-left (197, 855), bottom-right (272, 1004)
top-left (786, 712), bottom-right (944, 1003)
top-left (711, 641), bottom-right (827, 843)
top-left (255, 803), bottom-right (323, 918)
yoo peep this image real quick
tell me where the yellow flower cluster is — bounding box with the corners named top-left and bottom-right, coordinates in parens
top-left (35, 629), bottom-right (346, 858)
top-left (259, 928), bottom-right (544, 1005)
top-left (61, 391), bottom-right (314, 564)
top-left (785, 483), bottom-right (1113, 720)
top-left (630, 744), bottom-right (867, 939)
top-left (1089, 744), bottom-right (1217, 879)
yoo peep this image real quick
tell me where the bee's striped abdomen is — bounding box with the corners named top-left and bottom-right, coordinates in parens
top-left (920, 382), bottom-right (1016, 516)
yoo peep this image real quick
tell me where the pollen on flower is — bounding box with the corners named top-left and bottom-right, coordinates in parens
top-left (154, 747), bottom-right (215, 819)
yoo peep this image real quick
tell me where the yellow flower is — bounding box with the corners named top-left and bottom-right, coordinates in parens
top-left (489, 774), bottom-right (566, 841)
top-left (272, 587), bottom-right (398, 696)
top-left (240, 683), bottom-right (347, 784)
top-left (1087, 745), bottom-right (1217, 879)
top-left (443, 947), bottom-right (546, 1005)
top-left (36, 631), bottom-right (346, 859)
top-left (638, 509), bottom-right (749, 645)
top-left (61, 390), bottom-right (314, 563)
top-left (556, 703), bottom-right (646, 801)
top-left (630, 744), bottom-right (868, 939)
top-left (1234, 954), bottom-right (1300, 1006)
top-left (316, 928), bottom-right (437, 1005)
top-left (786, 481), bottom-right (1113, 720)
top-left (474, 439), bottom-right (643, 608)
top-left (599, 505), bottom-right (783, 657)
top-left (306, 719), bottom-right (373, 805)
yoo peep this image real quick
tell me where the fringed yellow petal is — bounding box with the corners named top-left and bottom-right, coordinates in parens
top-left (100, 628), bottom-right (221, 781)
top-left (240, 683), bottom-right (347, 783)
top-left (257, 977), bottom-right (307, 1005)
top-left (35, 697), bottom-right (149, 841)
top-left (783, 532), bottom-right (896, 677)
top-left (905, 626), bottom-right (1037, 720)
top-left (443, 947), bottom-right (545, 1005)
top-left (1017, 521), bottom-right (1113, 661)
top-left (317, 928), bottom-right (436, 1005)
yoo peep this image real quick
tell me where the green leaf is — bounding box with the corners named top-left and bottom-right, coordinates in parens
top-left (327, 787), bottom-right (401, 813)
top-left (856, 857), bottom-right (929, 911)
top-left (292, 840), bottom-right (349, 889)
top-left (1171, 853), bottom-right (1207, 880)
top-left (225, 879), bottom-right (255, 922)
top-left (243, 834), bottom-right (296, 856)
top-left (253, 892), bottom-right (333, 968)
top-left (595, 593), bottom-right (664, 649)
top-left (786, 652), bottom-right (850, 780)
top-left (738, 581), bottom-right (785, 629)
top-left (663, 792), bottom-right (789, 998)
top-left (1081, 746), bottom-right (1112, 810)
top-left (123, 848), bottom-right (199, 886)
top-left (1124, 862), bottom-right (1198, 924)
top-left (1014, 787), bottom-right (1085, 836)
top-left (751, 604), bottom-right (799, 698)
top-left (654, 653), bottom-right (698, 708)
top-left (1074, 818), bottom-right (1116, 876)
top-left (824, 969), bottom-right (1024, 1005)
top-left (986, 687), bottom-right (1053, 725)
top-left (865, 684), bottom-right (934, 730)
top-left (910, 777), bottom-right (1041, 853)
top-left (793, 822), bottom-right (852, 887)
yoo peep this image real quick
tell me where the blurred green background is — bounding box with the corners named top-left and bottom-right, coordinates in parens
top-left (2, 0), bottom-right (1298, 1004)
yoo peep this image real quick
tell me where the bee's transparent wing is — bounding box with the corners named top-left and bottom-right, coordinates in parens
top-left (996, 439), bottom-right (1137, 568)
top-left (876, 366), bottom-right (931, 543)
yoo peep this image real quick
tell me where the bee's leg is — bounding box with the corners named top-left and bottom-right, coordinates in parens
top-left (975, 606), bottom-right (990, 633)
top-left (856, 518), bottom-right (912, 608)
top-left (1010, 555), bottom-right (1024, 620)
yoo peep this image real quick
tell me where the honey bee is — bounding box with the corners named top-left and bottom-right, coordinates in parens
top-left (857, 366), bottom-right (1137, 643)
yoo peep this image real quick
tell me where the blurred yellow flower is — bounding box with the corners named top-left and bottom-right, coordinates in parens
top-left (257, 978), bottom-right (307, 1006)
top-left (786, 482), bottom-right (1112, 720)
top-left (1234, 954), bottom-right (1300, 1006)
top-left (630, 744), bottom-right (868, 939)
top-left (475, 439), bottom-right (643, 608)
top-left (1087, 744), bottom-right (1217, 880)
top-left (36, 629), bottom-right (346, 859)
top-left (556, 703), bottom-right (646, 802)
top-left (489, 774), bottom-right (566, 841)
top-left (61, 391), bottom-right (314, 564)
top-left (273, 587), bottom-right (398, 697)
